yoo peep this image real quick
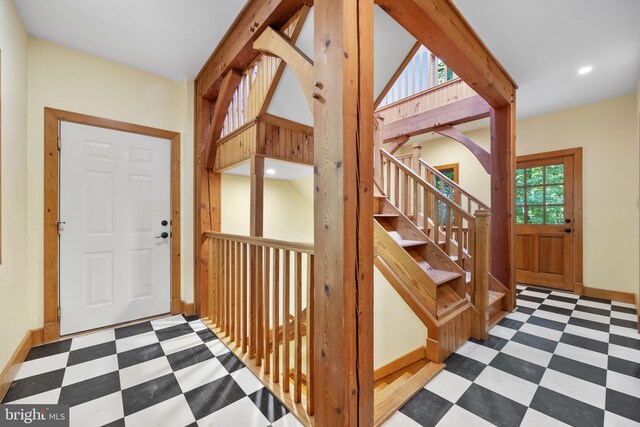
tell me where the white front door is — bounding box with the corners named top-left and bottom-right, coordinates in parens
top-left (59, 121), bottom-right (172, 335)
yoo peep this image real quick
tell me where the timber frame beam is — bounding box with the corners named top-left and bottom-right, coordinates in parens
top-left (434, 125), bottom-right (491, 174)
top-left (382, 95), bottom-right (491, 142)
top-left (375, 0), bottom-right (516, 109)
top-left (204, 70), bottom-right (242, 168)
top-left (254, 26), bottom-right (314, 111)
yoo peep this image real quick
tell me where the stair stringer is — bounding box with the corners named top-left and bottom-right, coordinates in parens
top-left (374, 221), bottom-right (439, 323)
top-left (380, 201), bottom-right (467, 298)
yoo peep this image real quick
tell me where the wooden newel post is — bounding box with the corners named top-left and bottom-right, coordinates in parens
top-left (411, 143), bottom-right (422, 174)
top-left (472, 209), bottom-right (490, 340)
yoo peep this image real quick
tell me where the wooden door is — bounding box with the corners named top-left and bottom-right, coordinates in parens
top-left (59, 122), bottom-right (172, 335)
top-left (515, 149), bottom-right (582, 291)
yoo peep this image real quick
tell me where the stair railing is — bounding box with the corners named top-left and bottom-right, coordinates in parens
top-left (204, 232), bottom-right (315, 418)
top-left (379, 149), bottom-right (474, 272)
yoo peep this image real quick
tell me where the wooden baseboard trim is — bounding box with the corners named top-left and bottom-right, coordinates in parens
top-left (181, 301), bottom-right (195, 316)
top-left (373, 346), bottom-right (426, 382)
top-left (582, 286), bottom-right (637, 305)
top-left (0, 328), bottom-right (44, 401)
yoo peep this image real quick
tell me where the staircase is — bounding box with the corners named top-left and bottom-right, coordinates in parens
top-left (372, 117), bottom-right (513, 360)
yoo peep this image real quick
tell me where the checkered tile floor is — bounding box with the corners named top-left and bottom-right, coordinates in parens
top-left (2, 315), bottom-right (301, 427)
top-left (386, 285), bottom-right (640, 427)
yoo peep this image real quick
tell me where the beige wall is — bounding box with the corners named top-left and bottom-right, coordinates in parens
top-left (0, 0), bottom-right (30, 369)
top-left (25, 38), bottom-right (195, 330)
top-left (406, 94), bottom-right (640, 295)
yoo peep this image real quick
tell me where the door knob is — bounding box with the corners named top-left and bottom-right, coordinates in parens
top-left (565, 218), bottom-right (572, 224)
top-left (161, 220), bottom-right (169, 226)
top-left (562, 228), bottom-right (572, 233)
top-left (155, 232), bottom-right (169, 239)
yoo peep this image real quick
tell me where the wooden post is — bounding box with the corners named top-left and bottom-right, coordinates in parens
top-left (490, 101), bottom-right (516, 309)
top-left (313, 0), bottom-right (374, 425)
top-left (250, 155), bottom-right (265, 237)
top-left (472, 209), bottom-right (490, 340)
top-left (411, 143), bottom-right (422, 174)
top-left (374, 116), bottom-right (384, 188)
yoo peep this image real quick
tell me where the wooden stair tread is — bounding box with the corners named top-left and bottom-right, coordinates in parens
top-left (437, 284), bottom-right (467, 318)
top-left (396, 239), bottom-right (429, 248)
top-left (374, 362), bottom-right (445, 426)
top-left (428, 269), bottom-right (461, 286)
top-left (489, 290), bottom-right (505, 305)
top-left (374, 213), bottom-right (399, 218)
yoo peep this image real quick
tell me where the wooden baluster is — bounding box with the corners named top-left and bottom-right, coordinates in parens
top-left (208, 238), bottom-right (215, 325)
top-left (224, 240), bottom-right (231, 337)
top-left (229, 241), bottom-right (232, 342)
top-left (404, 170), bottom-right (410, 218)
top-left (294, 252), bottom-right (302, 403)
top-left (282, 250), bottom-right (291, 393)
top-left (217, 239), bottom-right (223, 328)
top-left (221, 240), bottom-right (227, 334)
top-left (445, 200), bottom-right (452, 255)
top-left (457, 220), bottom-right (464, 268)
top-left (235, 241), bottom-right (241, 347)
top-left (249, 245), bottom-right (257, 359)
top-left (306, 253), bottom-right (315, 415)
top-left (263, 247), bottom-right (271, 374)
top-left (472, 210), bottom-right (490, 340)
top-left (422, 188), bottom-right (429, 236)
top-left (394, 166), bottom-right (400, 208)
top-left (256, 245), bottom-right (263, 366)
top-left (386, 158), bottom-right (391, 197)
top-left (272, 249), bottom-right (280, 382)
top-left (242, 243), bottom-right (248, 354)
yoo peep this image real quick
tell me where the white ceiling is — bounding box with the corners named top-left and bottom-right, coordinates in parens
top-left (13, 0), bottom-right (640, 119)
top-left (13, 0), bottom-right (249, 80)
top-left (225, 158), bottom-right (313, 180)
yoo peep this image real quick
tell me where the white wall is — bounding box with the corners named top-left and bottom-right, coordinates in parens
top-left (405, 94), bottom-right (639, 295)
top-left (25, 38), bottom-right (195, 330)
top-left (0, 0), bottom-right (30, 368)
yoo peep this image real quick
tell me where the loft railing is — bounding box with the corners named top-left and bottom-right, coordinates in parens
top-left (204, 232), bottom-right (315, 422)
top-left (379, 45), bottom-right (457, 108)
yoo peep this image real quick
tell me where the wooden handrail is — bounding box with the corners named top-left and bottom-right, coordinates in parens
top-left (204, 231), bottom-right (314, 254)
top-left (381, 149), bottom-right (474, 222)
top-left (418, 158), bottom-right (489, 212)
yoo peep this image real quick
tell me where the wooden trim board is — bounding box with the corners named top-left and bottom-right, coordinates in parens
top-left (43, 108), bottom-right (182, 342)
top-left (181, 301), bottom-right (195, 317)
top-left (0, 329), bottom-right (44, 401)
top-left (373, 346), bottom-right (426, 381)
top-left (580, 286), bottom-right (637, 305)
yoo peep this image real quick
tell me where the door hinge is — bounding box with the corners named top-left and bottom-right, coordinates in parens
top-left (57, 137), bottom-right (61, 150)
top-left (57, 221), bottom-right (66, 235)
top-left (57, 307), bottom-right (61, 320)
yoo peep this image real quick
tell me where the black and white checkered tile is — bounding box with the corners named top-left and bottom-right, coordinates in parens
top-left (2, 315), bottom-right (301, 427)
top-left (386, 285), bottom-right (640, 427)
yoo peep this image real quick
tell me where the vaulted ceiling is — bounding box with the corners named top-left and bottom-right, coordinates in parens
top-left (14, 0), bottom-right (640, 120)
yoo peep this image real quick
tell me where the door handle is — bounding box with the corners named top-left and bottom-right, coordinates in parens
top-left (155, 232), bottom-right (169, 239)
top-left (562, 228), bottom-right (573, 233)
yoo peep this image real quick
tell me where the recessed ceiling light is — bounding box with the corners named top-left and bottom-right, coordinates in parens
top-left (578, 66), bottom-right (593, 75)
top-left (266, 169), bottom-right (276, 175)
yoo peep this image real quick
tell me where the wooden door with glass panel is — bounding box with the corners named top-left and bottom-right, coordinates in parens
top-left (515, 153), bottom-right (575, 290)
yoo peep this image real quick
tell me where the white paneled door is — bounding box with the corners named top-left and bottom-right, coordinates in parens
top-left (59, 122), bottom-right (172, 335)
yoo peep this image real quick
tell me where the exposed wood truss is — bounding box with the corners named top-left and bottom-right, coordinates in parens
top-left (434, 125), bottom-right (491, 173)
top-left (254, 26), bottom-right (314, 111)
top-left (375, 0), bottom-right (516, 108)
top-left (387, 136), bottom-right (410, 155)
top-left (197, 0), bottom-right (305, 99)
top-left (204, 70), bottom-right (242, 168)
top-left (382, 95), bottom-right (491, 142)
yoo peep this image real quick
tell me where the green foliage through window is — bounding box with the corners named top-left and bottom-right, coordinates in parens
top-left (515, 163), bottom-right (565, 225)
